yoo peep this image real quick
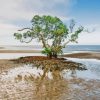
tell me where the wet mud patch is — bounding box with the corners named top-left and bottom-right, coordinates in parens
top-left (12, 56), bottom-right (87, 71)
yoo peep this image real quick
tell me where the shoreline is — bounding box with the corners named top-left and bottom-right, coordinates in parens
top-left (0, 50), bottom-right (41, 53)
top-left (63, 52), bottom-right (100, 60)
top-left (0, 50), bottom-right (100, 60)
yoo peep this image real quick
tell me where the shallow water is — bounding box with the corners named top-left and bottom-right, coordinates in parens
top-left (67, 58), bottom-right (100, 80)
top-left (1, 45), bottom-right (100, 52)
top-left (0, 58), bottom-right (100, 100)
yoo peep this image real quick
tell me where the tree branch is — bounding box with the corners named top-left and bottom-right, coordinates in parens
top-left (20, 37), bottom-right (34, 43)
top-left (18, 28), bottom-right (32, 31)
top-left (62, 40), bottom-right (71, 48)
top-left (39, 34), bottom-right (48, 48)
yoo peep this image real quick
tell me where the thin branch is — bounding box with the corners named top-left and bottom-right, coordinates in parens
top-left (39, 34), bottom-right (48, 48)
top-left (20, 37), bottom-right (34, 43)
top-left (18, 28), bottom-right (32, 31)
top-left (62, 39), bottom-right (78, 47)
top-left (62, 40), bottom-right (71, 47)
top-left (84, 28), bottom-right (95, 33)
top-left (69, 19), bottom-right (76, 33)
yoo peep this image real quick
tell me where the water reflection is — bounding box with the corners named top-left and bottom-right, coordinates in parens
top-left (12, 63), bottom-right (84, 100)
top-left (1, 59), bottom-right (100, 100)
top-left (29, 66), bottom-right (69, 100)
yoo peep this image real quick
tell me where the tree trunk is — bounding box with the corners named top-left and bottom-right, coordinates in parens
top-left (40, 34), bottom-right (47, 48)
top-left (47, 52), bottom-right (58, 59)
top-left (47, 53), bottom-right (52, 59)
top-left (52, 52), bottom-right (58, 58)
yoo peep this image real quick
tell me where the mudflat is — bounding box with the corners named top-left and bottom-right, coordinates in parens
top-left (63, 52), bottom-right (100, 59)
top-left (0, 50), bottom-right (41, 53)
top-left (0, 53), bottom-right (100, 100)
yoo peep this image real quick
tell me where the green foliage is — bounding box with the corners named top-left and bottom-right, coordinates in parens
top-left (14, 15), bottom-right (84, 58)
top-left (31, 15), bottom-right (68, 40)
top-left (42, 48), bottom-right (52, 55)
top-left (14, 33), bottom-right (22, 40)
top-left (70, 26), bottom-right (84, 42)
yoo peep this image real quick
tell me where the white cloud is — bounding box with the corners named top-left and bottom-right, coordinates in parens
top-left (0, 22), bottom-right (20, 45)
top-left (0, 0), bottom-right (32, 21)
top-left (0, 0), bottom-right (73, 22)
top-left (76, 24), bottom-right (100, 45)
top-left (0, 23), bottom-right (19, 34)
top-left (0, 0), bottom-right (99, 45)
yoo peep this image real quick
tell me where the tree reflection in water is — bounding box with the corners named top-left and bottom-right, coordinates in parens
top-left (12, 58), bottom-right (87, 100)
top-left (29, 62), bottom-right (85, 100)
top-left (1, 58), bottom-right (100, 100)
top-left (34, 67), bottom-right (68, 100)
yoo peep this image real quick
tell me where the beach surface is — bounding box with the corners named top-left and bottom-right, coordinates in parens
top-left (63, 52), bottom-right (100, 60)
top-left (0, 49), bottom-right (100, 59)
top-left (0, 52), bottom-right (100, 100)
top-left (0, 50), bottom-right (41, 53)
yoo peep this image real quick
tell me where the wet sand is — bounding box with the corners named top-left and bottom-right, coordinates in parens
top-left (0, 47), bottom-right (4, 49)
top-left (0, 50), bottom-right (41, 53)
top-left (0, 52), bottom-right (100, 100)
top-left (0, 59), bottom-right (23, 74)
top-left (63, 52), bottom-right (100, 60)
top-left (0, 50), bottom-right (100, 59)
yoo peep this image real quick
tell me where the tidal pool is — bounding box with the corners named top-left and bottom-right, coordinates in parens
top-left (0, 58), bottom-right (100, 100)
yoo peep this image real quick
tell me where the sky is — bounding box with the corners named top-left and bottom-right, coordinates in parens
top-left (0, 0), bottom-right (100, 45)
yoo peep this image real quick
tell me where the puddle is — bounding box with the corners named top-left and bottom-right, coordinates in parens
top-left (1, 64), bottom-right (43, 82)
top-left (66, 58), bottom-right (100, 80)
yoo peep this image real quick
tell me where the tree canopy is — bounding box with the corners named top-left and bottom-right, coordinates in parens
top-left (14, 15), bottom-right (84, 58)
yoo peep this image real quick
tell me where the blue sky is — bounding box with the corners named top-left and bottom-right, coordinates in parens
top-left (0, 0), bottom-right (100, 45)
top-left (70, 0), bottom-right (100, 24)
